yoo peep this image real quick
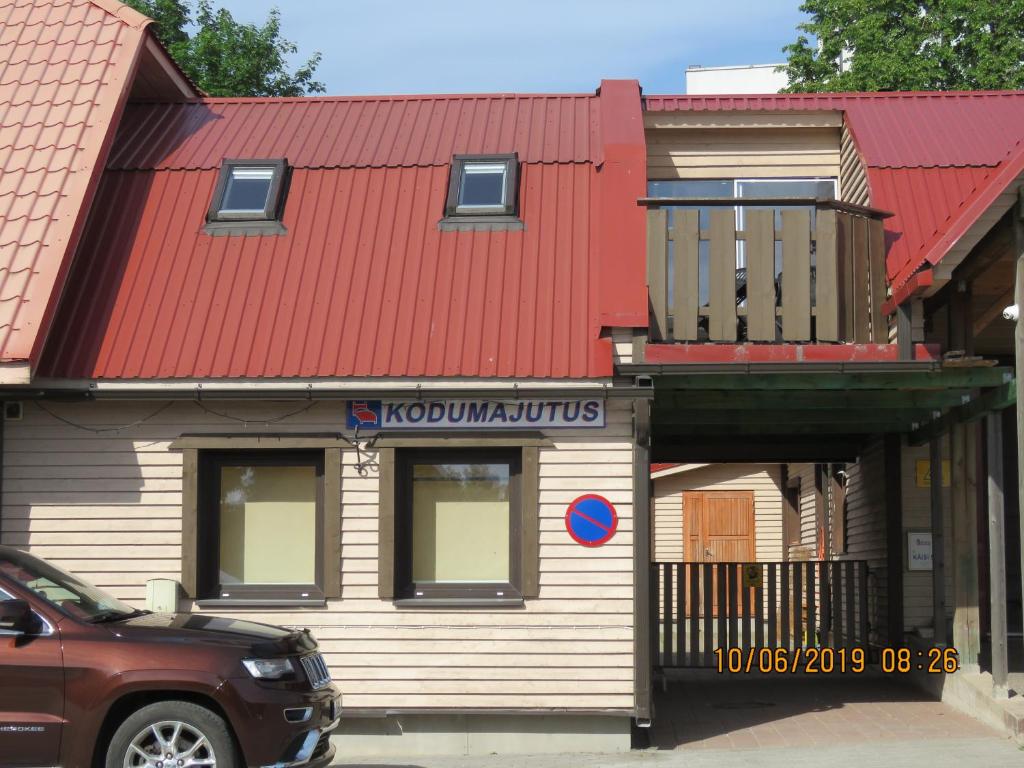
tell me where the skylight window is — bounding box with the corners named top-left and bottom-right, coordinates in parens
top-left (222, 166), bottom-right (276, 213)
top-left (444, 154), bottom-right (519, 219)
top-left (206, 158), bottom-right (289, 234)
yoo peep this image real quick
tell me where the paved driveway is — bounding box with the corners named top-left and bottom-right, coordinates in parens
top-left (340, 670), bottom-right (1023, 768)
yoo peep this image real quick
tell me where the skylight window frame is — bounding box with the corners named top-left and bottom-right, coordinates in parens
top-left (207, 158), bottom-right (289, 224)
top-left (445, 153), bottom-right (520, 219)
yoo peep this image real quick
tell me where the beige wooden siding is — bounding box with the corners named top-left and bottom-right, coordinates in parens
top-left (651, 464), bottom-right (783, 562)
top-left (610, 327), bottom-right (634, 367)
top-left (839, 121), bottom-right (870, 206)
top-left (836, 438), bottom-right (889, 644)
top-left (646, 127), bottom-right (842, 180)
top-left (900, 441), bottom-right (954, 631)
top-left (1, 398), bottom-right (635, 712)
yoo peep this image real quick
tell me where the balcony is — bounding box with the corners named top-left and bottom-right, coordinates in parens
top-left (641, 198), bottom-right (891, 348)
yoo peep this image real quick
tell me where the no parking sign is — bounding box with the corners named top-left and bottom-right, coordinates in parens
top-left (565, 494), bottom-right (618, 547)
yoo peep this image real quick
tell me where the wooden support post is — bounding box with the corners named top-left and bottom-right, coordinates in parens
top-left (930, 438), bottom-right (948, 646)
top-left (884, 435), bottom-right (905, 645)
top-left (897, 301), bottom-right (914, 360)
top-left (986, 412), bottom-right (1009, 699)
top-left (950, 423), bottom-right (981, 670)
top-left (633, 398), bottom-right (653, 717)
top-left (1013, 190), bottom-right (1024, 644)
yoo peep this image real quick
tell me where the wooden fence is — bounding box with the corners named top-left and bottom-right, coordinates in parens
top-left (643, 198), bottom-right (891, 345)
top-left (652, 560), bottom-right (871, 668)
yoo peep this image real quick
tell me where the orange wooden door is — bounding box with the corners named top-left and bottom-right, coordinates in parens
top-left (684, 491), bottom-right (755, 616)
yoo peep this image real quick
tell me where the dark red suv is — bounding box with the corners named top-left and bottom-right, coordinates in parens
top-left (0, 545), bottom-right (341, 768)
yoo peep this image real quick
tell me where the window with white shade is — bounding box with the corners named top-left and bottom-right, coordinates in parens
top-left (445, 154), bottom-right (519, 218)
top-left (206, 158), bottom-right (288, 231)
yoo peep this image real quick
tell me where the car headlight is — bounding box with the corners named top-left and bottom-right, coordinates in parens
top-left (242, 658), bottom-right (295, 680)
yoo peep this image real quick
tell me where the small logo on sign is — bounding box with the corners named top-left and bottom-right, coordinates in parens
top-left (347, 400), bottom-right (381, 428)
top-left (565, 494), bottom-right (618, 547)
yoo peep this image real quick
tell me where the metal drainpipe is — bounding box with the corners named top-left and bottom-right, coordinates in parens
top-left (1014, 189), bottom-right (1024, 644)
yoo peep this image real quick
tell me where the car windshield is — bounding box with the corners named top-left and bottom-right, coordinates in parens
top-left (0, 548), bottom-right (138, 623)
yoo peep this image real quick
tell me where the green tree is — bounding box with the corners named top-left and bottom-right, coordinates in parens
top-left (123, 0), bottom-right (324, 96)
top-left (783, 0), bottom-right (1024, 92)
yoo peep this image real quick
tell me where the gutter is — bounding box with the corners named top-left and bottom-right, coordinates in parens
top-left (0, 381), bottom-right (655, 402)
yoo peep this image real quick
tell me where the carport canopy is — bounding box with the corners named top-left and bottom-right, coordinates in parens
top-left (620, 362), bottom-right (1015, 463)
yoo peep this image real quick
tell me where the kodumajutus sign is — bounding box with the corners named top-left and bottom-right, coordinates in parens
top-left (346, 399), bottom-right (605, 430)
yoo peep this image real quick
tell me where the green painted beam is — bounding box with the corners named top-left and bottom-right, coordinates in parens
top-left (908, 382), bottom-right (1018, 446)
top-left (654, 389), bottom-right (968, 411)
top-left (655, 422), bottom-right (912, 436)
top-left (651, 408), bottom-right (930, 426)
top-left (654, 367), bottom-right (1012, 392)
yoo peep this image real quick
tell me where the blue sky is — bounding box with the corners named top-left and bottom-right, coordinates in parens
top-left (216, 1), bottom-right (807, 95)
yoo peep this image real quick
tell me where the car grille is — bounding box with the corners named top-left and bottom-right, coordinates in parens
top-left (299, 652), bottom-right (331, 690)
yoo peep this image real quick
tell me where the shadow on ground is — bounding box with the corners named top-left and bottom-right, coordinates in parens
top-left (646, 667), bottom-right (983, 750)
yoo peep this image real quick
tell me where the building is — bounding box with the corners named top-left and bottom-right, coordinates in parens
top-left (685, 63), bottom-right (788, 94)
top-left (2, 0), bottom-right (1023, 758)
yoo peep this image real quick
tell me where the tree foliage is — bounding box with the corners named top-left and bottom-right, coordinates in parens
top-left (123, 0), bottom-right (324, 96)
top-left (783, 0), bottom-right (1024, 92)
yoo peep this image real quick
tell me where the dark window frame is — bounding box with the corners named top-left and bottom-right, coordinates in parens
top-left (830, 464), bottom-right (848, 555)
top-left (784, 475), bottom-right (802, 547)
top-left (196, 449), bottom-right (325, 603)
top-left (393, 447), bottom-right (523, 602)
top-left (444, 153), bottom-right (520, 219)
top-left (205, 158), bottom-right (289, 234)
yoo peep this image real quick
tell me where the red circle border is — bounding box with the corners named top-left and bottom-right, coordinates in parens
top-left (564, 493), bottom-right (619, 548)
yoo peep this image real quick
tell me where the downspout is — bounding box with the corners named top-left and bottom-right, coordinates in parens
top-left (1013, 189), bottom-right (1024, 640)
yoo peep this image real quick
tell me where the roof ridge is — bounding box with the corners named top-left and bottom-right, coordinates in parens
top-left (164, 92), bottom-right (597, 105)
top-left (85, 0), bottom-right (150, 30)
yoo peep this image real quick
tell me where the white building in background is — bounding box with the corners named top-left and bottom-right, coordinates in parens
top-left (685, 63), bottom-right (788, 94)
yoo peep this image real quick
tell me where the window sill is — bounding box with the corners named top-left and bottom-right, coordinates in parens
top-left (393, 597), bottom-right (525, 609)
top-left (204, 220), bottom-right (288, 237)
top-left (438, 216), bottom-right (524, 232)
top-left (195, 598), bottom-right (327, 609)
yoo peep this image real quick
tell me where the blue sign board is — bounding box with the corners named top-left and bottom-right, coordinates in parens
top-left (565, 494), bottom-right (618, 548)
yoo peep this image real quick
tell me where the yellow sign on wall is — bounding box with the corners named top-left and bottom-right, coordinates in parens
top-left (915, 459), bottom-right (951, 488)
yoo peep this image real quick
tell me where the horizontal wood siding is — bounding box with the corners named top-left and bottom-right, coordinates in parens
top-left (610, 327), bottom-right (634, 367)
top-left (646, 127), bottom-right (841, 180)
top-left (1, 399), bottom-right (635, 712)
top-left (836, 438), bottom-right (888, 645)
top-left (900, 441), bottom-right (955, 631)
top-left (652, 464), bottom-right (783, 562)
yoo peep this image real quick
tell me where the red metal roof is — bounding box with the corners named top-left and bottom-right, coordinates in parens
top-left (651, 463), bottom-right (679, 474)
top-left (645, 91), bottom-right (1024, 289)
top-left (39, 81), bottom-right (649, 380)
top-left (109, 95), bottom-right (602, 170)
top-left (0, 0), bottom-right (150, 367)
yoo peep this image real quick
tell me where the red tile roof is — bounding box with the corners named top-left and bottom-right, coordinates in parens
top-left (0, 0), bottom-right (150, 368)
top-left (39, 81), bottom-right (649, 379)
top-left (645, 91), bottom-right (1024, 289)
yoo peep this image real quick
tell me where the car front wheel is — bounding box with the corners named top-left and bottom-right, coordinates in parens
top-left (106, 701), bottom-right (237, 768)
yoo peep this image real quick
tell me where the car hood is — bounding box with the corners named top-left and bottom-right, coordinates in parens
top-left (102, 612), bottom-right (318, 655)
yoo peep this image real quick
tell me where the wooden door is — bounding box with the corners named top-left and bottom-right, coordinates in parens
top-left (684, 491), bottom-right (755, 616)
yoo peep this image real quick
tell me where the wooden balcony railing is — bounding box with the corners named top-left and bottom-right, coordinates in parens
top-left (641, 197), bottom-right (892, 344)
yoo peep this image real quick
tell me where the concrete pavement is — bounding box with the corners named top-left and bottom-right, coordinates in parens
top-left (336, 670), bottom-right (1024, 768)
